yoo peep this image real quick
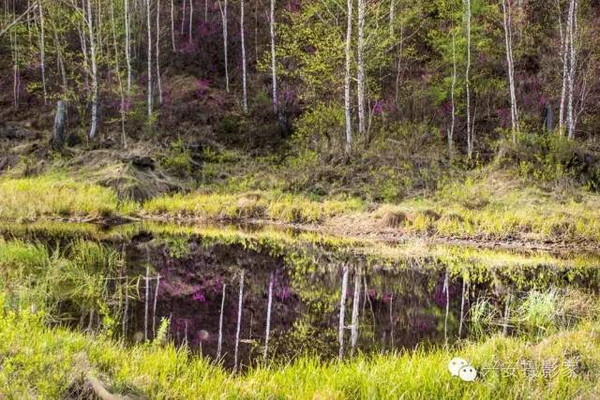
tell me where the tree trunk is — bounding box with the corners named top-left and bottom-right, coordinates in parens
top-left (87, 0), bottom-right (99, 139)
top-left (234, 270), bottom-right (244, 371)
top-left (217, 284), bottom-right (226, 359)
top-left (219, 0), bottom-right (230, 92)
top-left (269, 0), bottom-right (277, 114)
top-left (39, 2), bottom-right (48, 106)
top-left (189, 0), bottom-right (193, 43)
top-left (558, 0), bottom-right (568, 134)
top-left (125, 0), bottom-right (132, 93)
top-left (170, 0), bottom-right (176, 51)
top-left (241, 0), bottom-right (248, 112)
top-left (344, 0), bottom-right (353, 154)
top-left (156, 0), bottom-right (164, 104)
top-left (350, 267), bottom-right (361, 356)
top-left (449, 31), bottom-right (456, 156)
top-left (338, 265), bottom-right (349, 360)
top-left (464, 0), bottom-right (472, 158)
top-left (263, 272), bottom-right (274, 360)
top-left (146, 0), bottom-right (153, 122)
top-left (566, 0), bottom-right (578, 139)
top-left (110, 0), bottom-right (127, 147)
top-left (502, 0), bottom-right (519, 142)
top-left (52, 100), bottom-right (67, 150)
top-left (357, 0), bottom-right (366, 137)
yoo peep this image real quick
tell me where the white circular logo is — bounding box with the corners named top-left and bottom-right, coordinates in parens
top-left (458, 365), bottom-right (478, 382)
top-left (448, 357), bottom-right (468, 376)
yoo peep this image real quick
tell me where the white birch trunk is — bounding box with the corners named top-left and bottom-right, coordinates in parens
top-left (219, 0), bottom-right (230, 92)
top-left (241, 0), bottom-right (248, 112)
top-left (464, 0), bottom-right (472, 158)
top-left (189, 0), bottom-right (193, 43)
top-left (234, 270), bottom-right (244, 371)
top-left (338, 265), bottom-right (349, 360)
top-left (389, 0), bottom-right (394, 36)
top-left (152, 275), bottom-right (160, 337)
top-left (344, 0), bottom-right (353, 153)
top-left (443, 269), bottom-right (449, 345)
top-left (144, 264), bottom-right (150, 340)
top-left (263, 272), bottom-right (274, 360)
top-left (502, 0), bottom-right (519, 142)
top-left (558, 1), bottom-right (568, 134)
top-left (146, 0), bottom-right (153, 121)
top-left (87, 0), bottom-right (99, 139)
top-left (357, 0), bottom-right (366, 136)
top-left (449, 31), bottom-right (457, 155)
top-left (269, 0), bottom-right (277, 113)
top-left (156, 0), bottom-right (164, 104)
top-left (217, 284), bottom-right (226, 359)
top-left (567, 0), bottom-right (578, 139)
top-left (125, 0), bottom-right (132, 93)
top-left (181, 0), bottom-right (186, 35)
top-left (350, 267), bottom-right (361, 356)
top-left (39, 2), bottom-right (47, 105)
top-left (170, 0), bottom-right (176, 51)
top-left (110, 1), bottom-right (127, 147)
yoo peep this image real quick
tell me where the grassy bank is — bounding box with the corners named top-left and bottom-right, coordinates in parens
top-left (0, 174), bottom-right (138, 222)
top-left (1, 306), bottom-right (599, 399)
top-left (1, 172), bottom-right (599, 246)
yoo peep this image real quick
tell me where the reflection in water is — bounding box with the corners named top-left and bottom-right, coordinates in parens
top-left (1, 221), bottom-right (599, 370)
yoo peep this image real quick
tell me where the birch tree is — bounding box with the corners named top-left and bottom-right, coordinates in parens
top-left (449, 31), bottom-right (457, 155)
top-left (124, 0), bottom-right (132, 93)
top-left (218, 0), bottom-right (230, 92)
top-left (502, 0), bottom-right (519, 142)
top-left (39, 1), bottom-right (48, 105)
top-left (146, 0), bottom-right (153, 122)
top-left (558, 0), bottom-right (568, 134)
top-left (357, 0), bottom-right (366, 136)
top-left (189, 0), bottom-right (193, 43)
top-left (463, 0), bottom-right (473, 158)
top-left (86, 0), bottom-right (99, 139)
top-left (240, 0), bottom-right (248, 112)
top-left (269, 0), bottom-right (277, 114)
top-left (110, 0), bottom-right (127, 146)
top-left (566, 0), bottom-right (578, 139)
top-left (170, 0), bottom-right (175, 51)
top-left (344, 0), bottom-right (353, 153)
top-left (156, 0), bottom-right (164, 104)
top-left (338, 265), bottom-right (349, 360)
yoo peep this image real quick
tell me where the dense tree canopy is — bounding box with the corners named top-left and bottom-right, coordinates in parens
top-left (1, 0), bottom-right (599, 158)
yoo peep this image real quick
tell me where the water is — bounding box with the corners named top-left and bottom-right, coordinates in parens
top-left (1, 221), bottom-right (599, 370)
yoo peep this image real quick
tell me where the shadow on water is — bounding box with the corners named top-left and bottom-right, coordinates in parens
top-left (1, 220), bottom-right (600, 370)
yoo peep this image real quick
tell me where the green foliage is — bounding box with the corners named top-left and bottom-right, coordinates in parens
top-left (159, 138), bottom-right (194, 178)
top-left (292, 102), bottom-right (346, 156)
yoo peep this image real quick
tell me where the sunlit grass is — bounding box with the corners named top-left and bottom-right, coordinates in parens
top-left (378, 176), bottom-right (600, 243)
top-left (143, 190), bottom-right (365, 223)
top-left (1, 172), bottom-right (600, 244)
top-left (1, 306), bottom-right (599, 399)
top-left (0, 174), bottom-right (138, 221)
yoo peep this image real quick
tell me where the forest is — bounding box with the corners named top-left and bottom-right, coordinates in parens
top-left (1, 0), bottom-right (600, 398)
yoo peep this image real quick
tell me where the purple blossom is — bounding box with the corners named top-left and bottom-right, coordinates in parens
top-left (196, 78), bottom-right (210, 97)
top-left (192, 290), bottom-right (206, 302)
top-left (382, 292), bottom-right (393, 304)
top-left (373, 100), bottom-right (384, 115)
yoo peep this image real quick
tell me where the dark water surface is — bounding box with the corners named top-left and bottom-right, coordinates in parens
top-left (2, 221), bottom-right (599, 370)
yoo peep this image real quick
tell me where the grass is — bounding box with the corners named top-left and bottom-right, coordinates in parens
top-left (143, 190), bottom-right (366, 223)
top-left (373, 174), bottom-right (600, 243)
top-left (1, 305), bottom-right (599, 399)
top-left (0, 174), bottom-right (138, 221)
top-left (1, 171), bottom-right (600, 245)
